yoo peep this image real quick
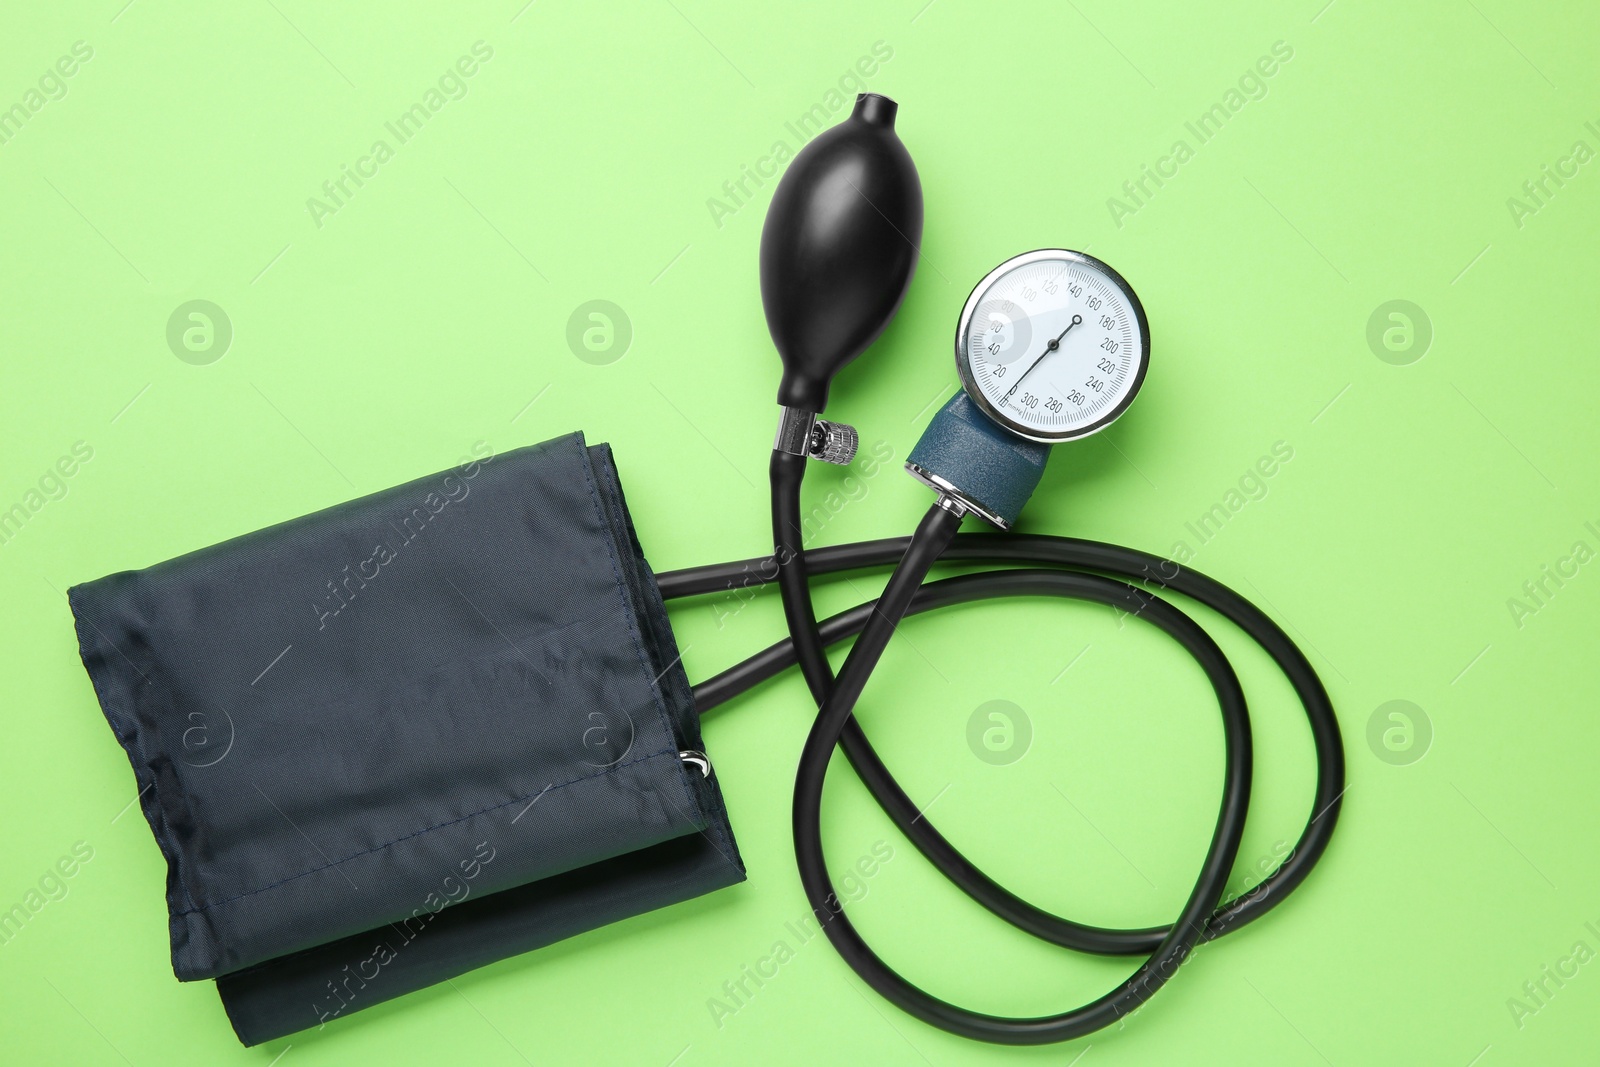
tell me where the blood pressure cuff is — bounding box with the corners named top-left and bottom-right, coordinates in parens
top-left (67, 432), bottom-right (743, 1045)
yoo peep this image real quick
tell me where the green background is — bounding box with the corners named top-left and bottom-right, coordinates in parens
top-left (3, 0), bottom-right (1596, 1063)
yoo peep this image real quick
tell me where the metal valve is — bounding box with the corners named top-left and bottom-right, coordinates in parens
top-left (808, 419), bottom-right (859, 465)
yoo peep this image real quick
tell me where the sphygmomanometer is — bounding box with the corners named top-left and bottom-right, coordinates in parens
top-left (67, 94), bottom-right (1343, 1046)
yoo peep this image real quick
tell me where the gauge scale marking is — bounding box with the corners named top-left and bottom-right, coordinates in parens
top-left (956, 249), bottom-right (1149, 442)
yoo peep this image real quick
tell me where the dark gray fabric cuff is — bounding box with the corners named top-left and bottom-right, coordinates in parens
top-left (68, 432), bottom-right (743, 1045)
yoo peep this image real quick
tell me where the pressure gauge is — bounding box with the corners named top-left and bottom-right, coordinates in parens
top-left (955, 249), bottom-right (1150, 443)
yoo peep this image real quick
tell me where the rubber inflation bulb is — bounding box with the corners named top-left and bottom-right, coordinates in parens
top-left (760, 93), bottom-right (923, 412)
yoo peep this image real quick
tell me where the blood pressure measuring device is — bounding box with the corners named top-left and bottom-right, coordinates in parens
top-left (660, 94), bottom-right (1346, 1044)
top-left (69, 91), bottom-right (1345, 1047)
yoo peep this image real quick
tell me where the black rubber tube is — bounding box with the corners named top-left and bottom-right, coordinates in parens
top-left (764, 466), bottom-right (1172, 954)
top-left (770, 450), bottom-right (834, 707)
top-left (660, 533), bottom-right (1344, 946)
top-left (658, 465), bottom-right (1344, 1043)
top-left (799, 504), bottom-right (1249, 1041)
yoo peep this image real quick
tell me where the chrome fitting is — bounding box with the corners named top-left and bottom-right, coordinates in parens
top-left (774, 406), bottom-right (816, 456)
top-left (905, 462), bottom-right (1006, 529)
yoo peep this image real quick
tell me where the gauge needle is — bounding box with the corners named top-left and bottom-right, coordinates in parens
top-left (1001, 314), bottom-right (1081, 405)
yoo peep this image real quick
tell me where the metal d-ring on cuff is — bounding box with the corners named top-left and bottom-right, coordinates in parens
top-left (679, 750), bottom-right (712, 778)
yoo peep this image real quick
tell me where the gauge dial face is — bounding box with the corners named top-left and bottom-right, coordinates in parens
top-left (956, 249), bottom-right (1149, 442)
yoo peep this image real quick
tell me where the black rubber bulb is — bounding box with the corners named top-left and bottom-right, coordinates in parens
top-left (761, 93), bottom-right (923, 413)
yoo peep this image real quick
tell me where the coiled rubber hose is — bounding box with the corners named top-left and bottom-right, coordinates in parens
top-left (654, 450), bottom-right (1344, 1045)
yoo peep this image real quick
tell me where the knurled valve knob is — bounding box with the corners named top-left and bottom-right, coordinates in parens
top-left (808, 419), bottom-right (858, 465)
